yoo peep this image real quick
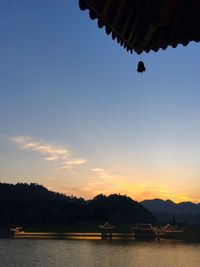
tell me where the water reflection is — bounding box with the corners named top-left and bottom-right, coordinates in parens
top-left (0, 239), bottom-right (199, 267)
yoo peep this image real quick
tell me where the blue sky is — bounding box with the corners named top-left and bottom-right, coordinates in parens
top-left (0, 0), bottom-right (199, 202)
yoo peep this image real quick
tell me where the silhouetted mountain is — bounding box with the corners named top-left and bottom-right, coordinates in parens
top-left (140, 199), bottom-right (200, 225)
top-left (0, 183), bottom-right (157, 226)
top-left (89, 193), bottom-right (157, 224)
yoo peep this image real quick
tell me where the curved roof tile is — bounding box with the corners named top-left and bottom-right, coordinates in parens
top-left (79, 0), bottom-right (200, 54)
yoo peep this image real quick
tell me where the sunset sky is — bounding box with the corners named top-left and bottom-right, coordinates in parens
top-left (0, 0), bottom-right (199, 203)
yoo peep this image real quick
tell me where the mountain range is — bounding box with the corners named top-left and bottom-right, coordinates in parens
top-left (0, 183), bottom-right (156, 226)
top-left (0, 182), bottom-right (199, 226)
top-left (140, 199), bottom-right (200, 224)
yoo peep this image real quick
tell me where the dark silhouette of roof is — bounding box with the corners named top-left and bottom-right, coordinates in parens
top-left (79, 0), bottom-right (200, 54)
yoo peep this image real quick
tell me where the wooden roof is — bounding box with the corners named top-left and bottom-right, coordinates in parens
top-left (79, 0), bottom-right (200, 54)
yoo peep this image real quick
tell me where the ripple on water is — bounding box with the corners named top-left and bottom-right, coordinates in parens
top-left (0, 239), bottom-right (199, 267)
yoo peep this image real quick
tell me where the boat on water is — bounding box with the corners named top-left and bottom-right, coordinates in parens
top-left (10, 227), bottom-right (24, 233)
top-left (99, 222), bottom-right (115, 239)
top-left (99, 222), bottom-right (115, 230)
top-left (155, 224), bottom-right (184, 239)
top-left (134, 224), bottom-right (156, 239)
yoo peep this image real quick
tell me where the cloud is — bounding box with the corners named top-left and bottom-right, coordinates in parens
top-left (10, 135), bottom-right (87, 170)
top-left (10, 136), bottom-right (69, 161)
top-left (84, 167), bottom-right (129, 196)
top-left (91, 168), bottom-right (105, 172)
top-left (65, 159), bottom-right (87, 166)
top-left (44, 156), bottom-right (60, 161)
top-left (58, 159), bottom-right (87, 171)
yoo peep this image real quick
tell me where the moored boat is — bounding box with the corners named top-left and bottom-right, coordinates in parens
top-left (155, 224), bottom-right (184, 239)
top-left (99, 222), bottom-right (115, 230)
top-left (134, 224), bottom-right (156, 240)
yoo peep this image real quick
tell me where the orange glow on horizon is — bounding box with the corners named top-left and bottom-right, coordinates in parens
top-left (45, 183), bottom-right (200, 204)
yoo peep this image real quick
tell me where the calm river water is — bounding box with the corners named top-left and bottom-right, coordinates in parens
top-left (0, 239), bottom-right (199, 267)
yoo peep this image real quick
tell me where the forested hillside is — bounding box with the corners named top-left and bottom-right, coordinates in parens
top-left (0, 183), bottom-right (157, 226)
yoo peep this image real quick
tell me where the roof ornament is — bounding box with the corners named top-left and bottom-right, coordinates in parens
top-left (137, 61), bottom-right (146, 73)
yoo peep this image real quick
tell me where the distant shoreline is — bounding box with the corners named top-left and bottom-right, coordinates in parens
top-left (0, 224), bottom-right (199, 242)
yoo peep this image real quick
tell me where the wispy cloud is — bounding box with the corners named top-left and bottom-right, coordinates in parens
top-left (10, 136), bottom-right (69, 161)
top-left (58, 159), bottom-right (87, 171)
top-left (65, 159), bottom-right (87, 166)
top-left (10, 135), bottom-right (87, 170)
top-left (91, 168), bottom-right (105, 173)
top-left (84, 167), bottom-right (129, 196)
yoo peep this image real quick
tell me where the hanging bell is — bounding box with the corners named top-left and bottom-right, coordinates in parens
top-left (137, 61), bottom-right (146, 73)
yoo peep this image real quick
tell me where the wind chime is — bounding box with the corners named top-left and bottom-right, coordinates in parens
top-left (137, 60), bottom-right (146, 73)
